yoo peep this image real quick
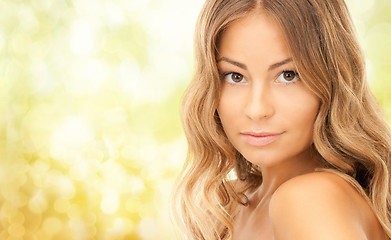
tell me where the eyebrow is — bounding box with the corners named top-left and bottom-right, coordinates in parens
top-left (216, 57), bottom-right (293, 71)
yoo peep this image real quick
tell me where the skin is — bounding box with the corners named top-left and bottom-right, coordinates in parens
top-left (216, 11), bottom-right (387, 240)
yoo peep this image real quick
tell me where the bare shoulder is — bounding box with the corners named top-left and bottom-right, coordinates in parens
top-left (269, 171), bottom-right (383, 240)
top-left (270, 171), bottom-right (359, 206)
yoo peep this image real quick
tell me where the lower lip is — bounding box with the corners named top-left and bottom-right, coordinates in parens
top-left (242, 133), bottom-right (282, 146)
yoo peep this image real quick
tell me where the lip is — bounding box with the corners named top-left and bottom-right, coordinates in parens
top-left (240, 131), bottom-right (284, 146)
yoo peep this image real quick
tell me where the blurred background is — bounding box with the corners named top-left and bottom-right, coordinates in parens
top-left (0, 0), bottom-right (390, 239)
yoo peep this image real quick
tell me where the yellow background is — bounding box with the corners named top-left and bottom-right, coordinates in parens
top-left (0, 0), bottom-right (390, 239)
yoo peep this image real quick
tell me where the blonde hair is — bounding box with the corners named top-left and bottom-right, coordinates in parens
top-left (172, 0), bottom-right (391, 239)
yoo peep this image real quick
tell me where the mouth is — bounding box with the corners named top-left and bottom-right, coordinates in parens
top-left (240, 131), bottom-right (284, 146)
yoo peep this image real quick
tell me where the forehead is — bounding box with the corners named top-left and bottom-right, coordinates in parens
top-left (217, 12), bottom-right (291, 63)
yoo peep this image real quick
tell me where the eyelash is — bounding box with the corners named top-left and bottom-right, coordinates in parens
top-left (220, 72), bottom-right (246, 84)
top-left (277, 69), bottom-right (299, 84)
top-left (220, 70), bottom-right (300, 85)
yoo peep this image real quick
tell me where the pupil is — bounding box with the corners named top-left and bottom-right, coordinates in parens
top-left (232, 73), bottom-right (243, 82)
top-left (284, 71), bottom-right (295, 81)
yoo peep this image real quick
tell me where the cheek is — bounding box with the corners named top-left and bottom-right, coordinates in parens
top-left (283, 90), bottom-right (319, 135)
top-left (217, 88), bottom-right (243, 133)
top-left (300, 93), bottom-right (319, 123)
top-left (217, 100), bottom-right (232, 130)
top-left (275, 86), bottom-right (319, 129)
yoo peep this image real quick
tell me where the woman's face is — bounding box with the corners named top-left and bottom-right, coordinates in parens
top-left (217, 12), bottom-right (319, 168)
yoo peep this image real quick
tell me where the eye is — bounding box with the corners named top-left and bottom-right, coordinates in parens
top-left (223, 72), bottom-right (246, 84)
top-left (276, 70), bottom-right (299, 83)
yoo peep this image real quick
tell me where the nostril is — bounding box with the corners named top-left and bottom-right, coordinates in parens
top-left (244, 101), bottom-right (274, 120)
top-left (244, 90), bottom-right (275, 120)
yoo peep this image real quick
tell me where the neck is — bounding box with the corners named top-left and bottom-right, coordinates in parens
top-left (247, 148), bottom-right (323, 206)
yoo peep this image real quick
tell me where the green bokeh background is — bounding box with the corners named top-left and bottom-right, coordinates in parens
top-left (0, 0), bottom-right (390, 239)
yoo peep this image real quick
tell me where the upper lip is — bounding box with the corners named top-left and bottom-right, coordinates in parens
top-left (240, 131), bottom-right (284, 137)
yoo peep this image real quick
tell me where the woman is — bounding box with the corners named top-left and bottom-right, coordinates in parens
top-left (173, 0), bottom-right (391, 239)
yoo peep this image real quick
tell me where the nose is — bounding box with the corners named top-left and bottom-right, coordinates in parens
top-left (244, 83), bottom-right (275, 120)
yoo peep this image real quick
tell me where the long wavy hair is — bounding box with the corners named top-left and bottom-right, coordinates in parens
top-left (172, 0), bottom-right (391, 239)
